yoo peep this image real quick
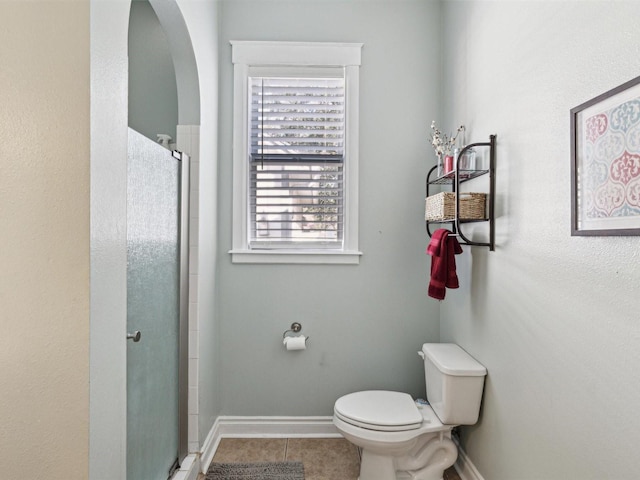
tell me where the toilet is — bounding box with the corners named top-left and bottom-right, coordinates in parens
top-left (333, 343), bottom-right (487, 480)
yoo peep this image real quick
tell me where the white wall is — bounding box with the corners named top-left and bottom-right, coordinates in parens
top-left (90, 0), bottom-right (131, 478)
top-left (1, 2), bottom-right (90, 478)
top-left (216, 0), bottom-right (442, 415)
top-left (440, 1), bottom-right (640, 479)
top-left (176, 0), bottom-right (221, 445)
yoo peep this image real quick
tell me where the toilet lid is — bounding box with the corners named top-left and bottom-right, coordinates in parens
top-left (334, 391), bottom-right (423, 432)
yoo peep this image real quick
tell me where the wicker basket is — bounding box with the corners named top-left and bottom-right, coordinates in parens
top-left (425, 192), bottom-right (487, 221)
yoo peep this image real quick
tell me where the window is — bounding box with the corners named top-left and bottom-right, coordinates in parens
top-left (250, 74), bottom-right (344, 247)
top-left (230, 42), bottom-right (363, 264)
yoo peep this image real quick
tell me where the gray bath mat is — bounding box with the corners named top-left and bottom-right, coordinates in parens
top-left (205, 462), bottom-right (304, 480)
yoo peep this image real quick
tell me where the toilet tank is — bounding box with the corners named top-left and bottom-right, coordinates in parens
top-left (421, 343), bottom-right (487, 425)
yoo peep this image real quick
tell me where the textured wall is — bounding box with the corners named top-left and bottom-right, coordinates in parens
top-left (440, 1), bottom-right (640, 479)
top-left (216, 0), bottom-right (442, 416)
top-left (0, 2), bottom-right (90, 478)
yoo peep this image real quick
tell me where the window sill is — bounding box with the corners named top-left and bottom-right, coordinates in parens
top-left (229, 249), bottom-right (362, 265)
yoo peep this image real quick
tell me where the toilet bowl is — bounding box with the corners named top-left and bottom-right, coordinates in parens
top-left (334, 391), bottom-right (457, 480)
top-left (333, 344), bottom-right (486, 480)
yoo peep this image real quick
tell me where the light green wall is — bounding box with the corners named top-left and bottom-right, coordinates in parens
top-left (129, 0), bottom-right (178, 142)
top-left (216, 0), bottom-right (442, 416)
top-left (440, 1), bottom-right (640, 478)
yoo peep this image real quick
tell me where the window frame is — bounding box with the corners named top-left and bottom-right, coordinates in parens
top-left (229, 41), bottom-right (363, 265)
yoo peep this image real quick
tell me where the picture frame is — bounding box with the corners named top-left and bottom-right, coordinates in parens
top-left (571, 75), bottom-right (640, 236)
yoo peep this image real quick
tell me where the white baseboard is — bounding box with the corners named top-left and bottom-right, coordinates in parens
top-left (200, 416), bottom-right (340, 474)
top-left (453, 436), bottom-right (485, 480)
top-left (200, 417), bottom-right (222, 475)
top-left (170, 453), bottom-right (200, 480)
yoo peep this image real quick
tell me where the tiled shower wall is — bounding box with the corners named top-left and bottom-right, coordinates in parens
top-left (176, 124), bottom-right (200, 453)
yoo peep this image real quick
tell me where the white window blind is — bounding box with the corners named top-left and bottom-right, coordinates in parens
top-left (249, 76), bottom-right (345, 248)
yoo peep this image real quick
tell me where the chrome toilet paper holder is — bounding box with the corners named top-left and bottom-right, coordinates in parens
top-left (283, 322), bottom-right (309, 343)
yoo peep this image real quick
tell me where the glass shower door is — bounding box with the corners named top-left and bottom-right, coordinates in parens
top-left (126, 128), bottom-right (184, 480)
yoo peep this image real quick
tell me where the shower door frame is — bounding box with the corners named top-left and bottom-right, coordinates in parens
top-left (176, 149), bottom-right (190, 465)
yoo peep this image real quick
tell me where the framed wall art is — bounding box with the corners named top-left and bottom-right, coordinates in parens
top-left (571, 75), bottom-right (640, 236)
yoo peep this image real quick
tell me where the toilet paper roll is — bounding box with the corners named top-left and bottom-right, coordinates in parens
top-left (283, 335), bottom-right (307, 351)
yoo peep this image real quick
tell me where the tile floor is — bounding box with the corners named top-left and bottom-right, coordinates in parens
top-left (204, 437), bottom-right (461, 480)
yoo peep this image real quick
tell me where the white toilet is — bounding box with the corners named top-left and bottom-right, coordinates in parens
top-left (333, 343), bottom-right (487, 480)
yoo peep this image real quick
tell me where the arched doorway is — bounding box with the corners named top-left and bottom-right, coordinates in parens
top-left (90, 1), bottom-right (200, 478)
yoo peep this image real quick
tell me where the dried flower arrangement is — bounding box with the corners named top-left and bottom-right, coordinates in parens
top-left (429, 121), bottom-right (465, 157)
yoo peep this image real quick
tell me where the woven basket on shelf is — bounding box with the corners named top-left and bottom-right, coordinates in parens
top-left (425, 192), bottom-right (487, 221)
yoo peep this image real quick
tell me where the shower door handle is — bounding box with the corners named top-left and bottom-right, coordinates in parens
top-left (127, 330), bottom-right (142, 342)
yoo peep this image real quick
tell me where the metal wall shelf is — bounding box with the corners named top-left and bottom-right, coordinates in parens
top-left (426, 135), bottom-right (496, 250)
top-left (428, 169), bottom-right (489, 185)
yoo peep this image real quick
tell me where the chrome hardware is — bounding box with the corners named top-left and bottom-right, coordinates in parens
top-left (127, 330), bottom-right (142, 342)
top-left (283, 322), bottom-right (302, 338)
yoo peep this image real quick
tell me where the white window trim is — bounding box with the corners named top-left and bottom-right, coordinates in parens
top-left (229, 41), bottom-right (363, 265)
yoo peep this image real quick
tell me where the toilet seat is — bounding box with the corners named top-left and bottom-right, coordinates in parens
top-left (333, 391), bottom-right (423, 432)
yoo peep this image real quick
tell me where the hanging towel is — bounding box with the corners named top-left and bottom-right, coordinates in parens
top-left (426, 229), bottom-right (463, 300)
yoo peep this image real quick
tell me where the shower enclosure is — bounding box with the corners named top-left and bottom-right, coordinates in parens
top-left (126, 128), bottom-right (189, 480)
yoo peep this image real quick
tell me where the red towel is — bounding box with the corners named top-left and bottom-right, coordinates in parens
top-left (426, 229), bottom-right (463, 300)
